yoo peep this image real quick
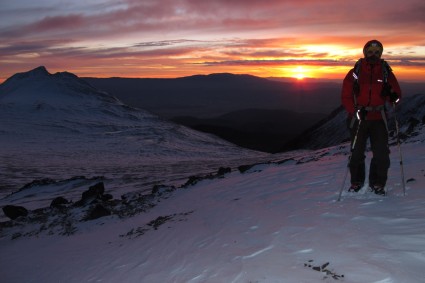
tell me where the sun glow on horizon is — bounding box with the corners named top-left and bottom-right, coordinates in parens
top-left (290, 66), bottom-right (310, 80)
top-left (295, 73), bottom-right (305, 80)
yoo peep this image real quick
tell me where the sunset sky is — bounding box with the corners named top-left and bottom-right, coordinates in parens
top-left (1, 0), bottom-right (424, 82)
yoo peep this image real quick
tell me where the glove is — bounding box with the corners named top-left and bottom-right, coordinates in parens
top-left (356, 108), bottom-right (367, 121)
top-left (381, 83), bottom-right (400, 103)
top-left (389, 92), bottom-right (400, 104)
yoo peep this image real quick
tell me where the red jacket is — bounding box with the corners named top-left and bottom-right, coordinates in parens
top-left (341, 59), bottom-right (402, 120)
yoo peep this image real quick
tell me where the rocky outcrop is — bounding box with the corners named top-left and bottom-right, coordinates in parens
top-left (0, 167), bottom-right (235, 239)
top-left (2, 205), bottom-right (28, 220)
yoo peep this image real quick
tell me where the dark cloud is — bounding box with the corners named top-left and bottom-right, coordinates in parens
top-left (34, 14), bottom-right (85, 31)
top-left (1, 0), bottom-right (423, 43)
top-left (0, 39), bottom-right (76, 56)
top-left (133, 40), bottom-right (203, 48)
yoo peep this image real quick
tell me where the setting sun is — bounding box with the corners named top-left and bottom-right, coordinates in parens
top-left (288, 66), bottom-right (311, 80)
top-left (294, 66), bottom-right (306, 80)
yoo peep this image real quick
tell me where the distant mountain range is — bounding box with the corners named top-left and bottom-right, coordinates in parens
top-left (84, 74), bottom-right (342, 118)
top-left (85, 74), bottom-right (424, 152)
top-left (84, 74), bottom-right (340, 152)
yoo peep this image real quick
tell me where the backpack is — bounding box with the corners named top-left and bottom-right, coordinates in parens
top-left (350, 58), bottom-right (392, 130)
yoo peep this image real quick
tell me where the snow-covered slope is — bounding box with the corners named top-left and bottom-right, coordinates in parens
top-left (0, 67), bottom-right (271, 196)
top-left (0, 124), bottom-right (424, 283)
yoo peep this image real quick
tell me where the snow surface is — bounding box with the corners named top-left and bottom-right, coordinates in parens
top-left (1, 67), bottom-right (425, 282)
top-left (1, 130), bottom-right (425, 283)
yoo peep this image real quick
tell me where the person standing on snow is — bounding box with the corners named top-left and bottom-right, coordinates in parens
top-left (341, 39), bottom-right (402, 195)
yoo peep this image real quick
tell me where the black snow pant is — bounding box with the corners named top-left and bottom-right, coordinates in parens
top-left (349, 119), bottom-right (390, 187)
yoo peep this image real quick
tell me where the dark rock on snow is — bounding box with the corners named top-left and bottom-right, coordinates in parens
top-left (84, 204), bottom-right (111, 221)
top-left (82, 182), bottom-right (105, 201)
top-left (74, 182), bottom-right (107, 206)
top-left (2, 205), bottom-right (29, 220)
top-left (50, 197), bottom-right (70, 208)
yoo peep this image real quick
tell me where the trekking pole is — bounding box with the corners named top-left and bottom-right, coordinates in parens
top-left (393, 102), bottom-right (406, 196)
top-left (337, 118), bottom-right (362, 201)
top-left (337, 160), bottom-right (350, 202)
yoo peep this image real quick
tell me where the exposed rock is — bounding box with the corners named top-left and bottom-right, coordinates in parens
top-left (101, 193), bottom-right (113, 202)
top-left (50, 196), bottom-right (70, 208)
top-left (238, 164), bottom-right (254, 173)
top-left (304, 260), bottom-right (344, 280)
top-left (85, 204), bottom-right (111, 221)
top-left (82, 182), bottom-right (105, 201)
top-left (217, 167), bottom-right (231, 176)
top-left (151, 185), bottom-right (175, 196)
top-left (73, 182), bottom-right (107, 207)
top-left (2, 205), bottom-right (29, 220)
top-left (181, 175), bottom-right (204, 187)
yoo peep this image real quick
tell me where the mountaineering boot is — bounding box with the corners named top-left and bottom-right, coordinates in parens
top-left (348, 184), bottom-right (362, 193)
top-left (370, 185), bottom-right (386, 196)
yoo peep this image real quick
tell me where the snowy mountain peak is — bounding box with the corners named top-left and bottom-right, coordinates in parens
top-left (0, 66), bottom-right (118, 108)
top-left (2, 66), bottom-right (50, 84)
top-left (25, 66), bottom-right (49, 77)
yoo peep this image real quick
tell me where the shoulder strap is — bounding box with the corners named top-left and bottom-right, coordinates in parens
top-left (351, 58), bottom-right (362, 108)
top-left (381, 59), bottom-right (392, 83)
top-left (349, 59), bottom-right (362, 128)
top-left (352, 58), bottom-right (362, 81)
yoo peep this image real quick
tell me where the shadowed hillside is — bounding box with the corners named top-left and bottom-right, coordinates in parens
top-left (173, 109), bottom-right (326, 153)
